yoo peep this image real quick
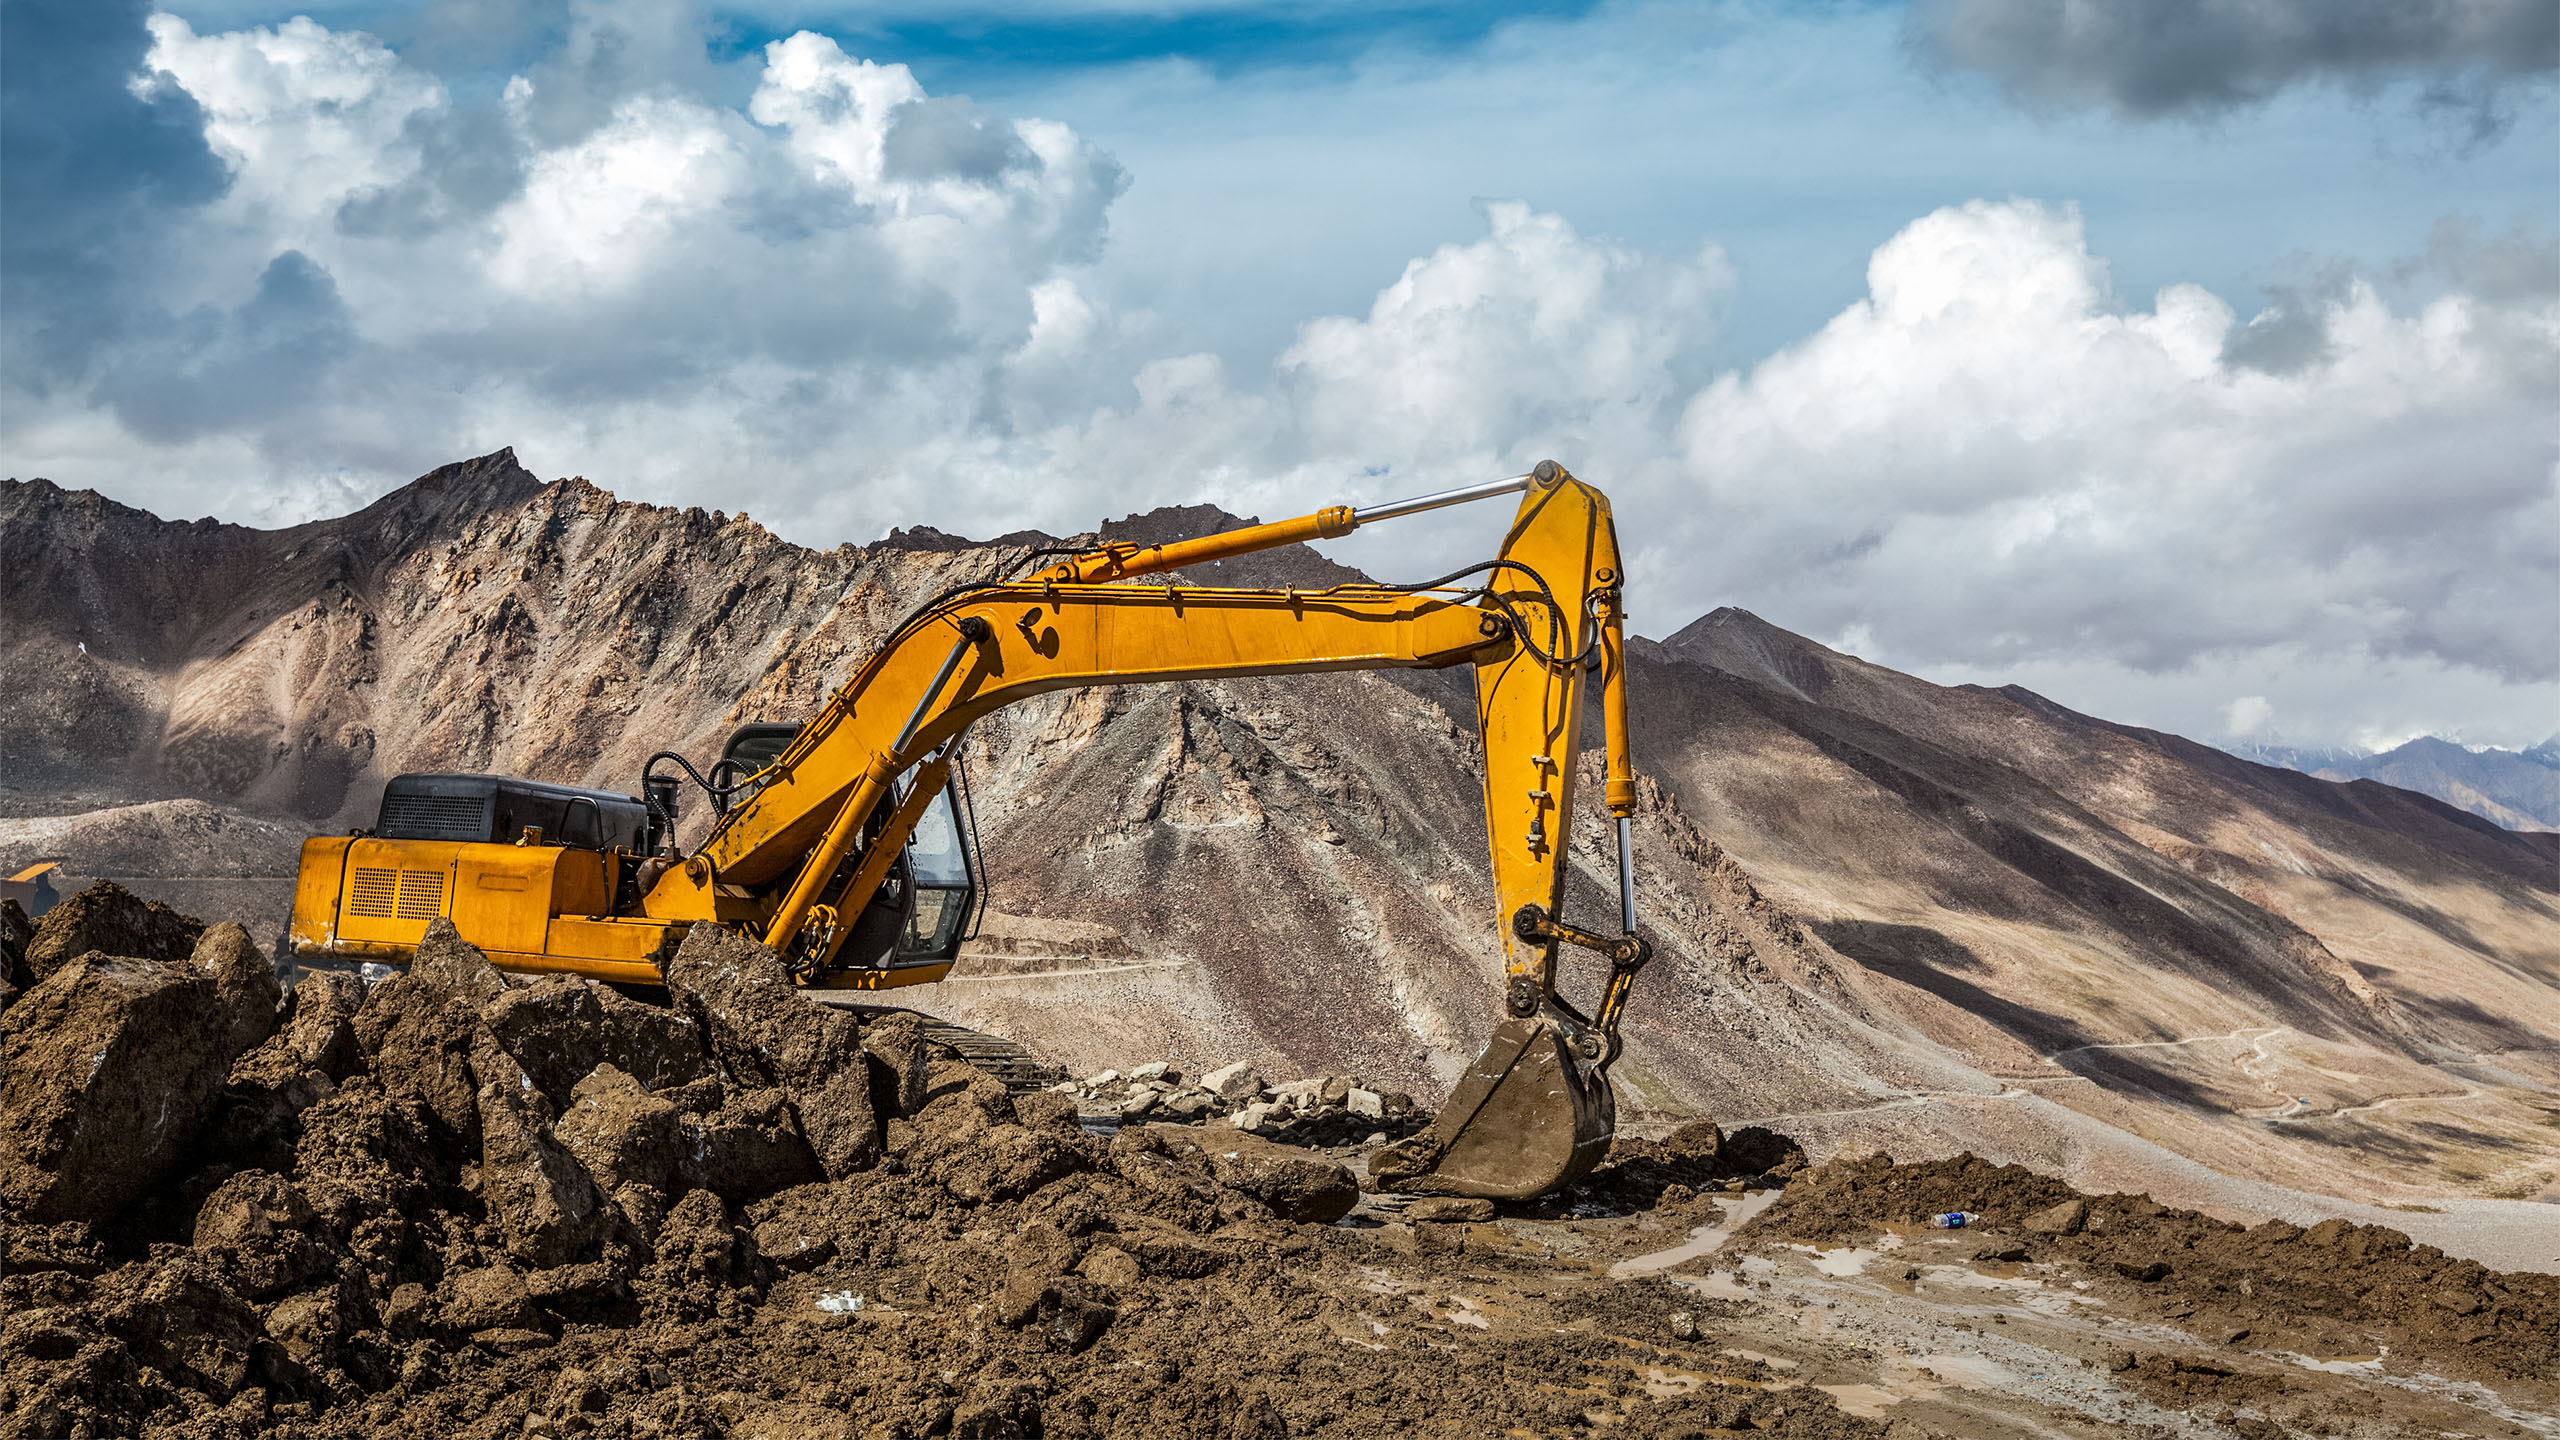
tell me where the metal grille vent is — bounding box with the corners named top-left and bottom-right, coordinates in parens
top-left (395, 871), bottom-right (444, 919)
top-left (380, 794), bottom-right (490, 841)
top-left (350, 868), bottom-right (398, 917)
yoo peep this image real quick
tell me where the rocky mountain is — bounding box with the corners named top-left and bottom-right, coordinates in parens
top-left (2229, 736), bottom-right (2560, 832)
top-left (5, 451), bottom-right (2554, 1250)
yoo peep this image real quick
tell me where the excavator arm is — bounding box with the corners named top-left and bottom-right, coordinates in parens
top-left (643, 460), bottom-right (1649, 1197)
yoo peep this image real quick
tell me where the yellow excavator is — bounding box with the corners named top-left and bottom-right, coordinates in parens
top-left (290, 461), bottom-right (1651, 1198)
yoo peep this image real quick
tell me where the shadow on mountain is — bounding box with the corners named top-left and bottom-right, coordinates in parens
top-left (1812, 919), bottom-right (2084, 1054)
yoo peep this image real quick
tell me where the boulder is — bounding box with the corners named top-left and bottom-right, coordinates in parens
top-left (278, 970), bottom-right (367, 1079)
top-left (105, 1255), bottom-right (264, 1398)
top-left (1161, 1090), bottom-right (1217, 1121)
top-left (599, 984), bottom-right (715, 1093)
top-left (191, 1169), bottom-right (334, 1300)
top-left (479, 974), bottom-right (610, 1105)
top-left (472, 1044), bottom-right (612, 1268)
top-left (0, 954), bottom-right (232, 1221)
top-left (481, 974), bottom-right (714, 1108)
top-left (2022, 1199), bottom-right (2088, 1236)
top-left (555, 1063), bottom-right (684, 1198)
top-left (190, 923), bottom-right (282, 1060)
top-left (1345, 1088), bottom-right (1384, 1119)
top-left (263, 1284), bottom-right (356, 1371)
top-left (410, 916), bottom-right (511, 1005)
top-left (860, 1009), bottom-right (931, 1118)
top-left (680, 1086), bottom-right (824, 1200)
top-left (291, 1081), bottom-right (442, 1242)
top-left (663, 924), bottom-right (878, 1178)
top-left (1268, 1077), bottom-right (1325, 1106)
top-left (902, 1067), bottom-right (1083, 1205)
top-left (1204, 1134), bottom-right (1359, 1223)
top-left (22, 881), bottom-right (204, 982)
top-left (438, 1264), bottom-right (540, 1334)
top-left (1199, 1061), bottom-right (1263, 1100)
top-left (351, 922), bottom-right (505, 1147)
top-left (1230, 1100), bottom-right (1282, 1133)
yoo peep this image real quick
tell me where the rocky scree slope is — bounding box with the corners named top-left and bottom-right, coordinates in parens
top-left (3, 454), bottom-right (2554, 1210)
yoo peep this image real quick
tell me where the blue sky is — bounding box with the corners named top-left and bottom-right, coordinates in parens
top-left (3, 0), bottom-right (2554, 749)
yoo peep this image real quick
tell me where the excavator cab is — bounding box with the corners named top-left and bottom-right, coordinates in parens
top-left (825, 765), bottom-right (978, 973)
top-left (715, 724), bottom-right (979, 975)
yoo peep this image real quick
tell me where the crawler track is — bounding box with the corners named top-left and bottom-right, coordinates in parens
top-left (838, 1004), bottom-right (1069, 1093)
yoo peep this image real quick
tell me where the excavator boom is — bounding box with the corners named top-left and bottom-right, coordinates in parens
top-left (290, 461), bottom-right (1650, 1199)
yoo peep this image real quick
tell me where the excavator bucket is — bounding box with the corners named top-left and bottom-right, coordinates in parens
top-left (1368, 1015), bottom-right (1615, 1200)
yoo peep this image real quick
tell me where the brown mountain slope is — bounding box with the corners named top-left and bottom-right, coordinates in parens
top-left (3, 453), bottom-right (2553, 1248)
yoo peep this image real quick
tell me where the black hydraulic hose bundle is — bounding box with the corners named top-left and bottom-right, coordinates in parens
top-left (641, 749), bottom-right (763, 854)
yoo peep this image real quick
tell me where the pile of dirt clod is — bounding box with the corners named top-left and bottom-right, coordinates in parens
top-left (1744, 1153), bottom-right (2560, 1392)
top-left (1558, 1121), bottom-right (1808, 1214)
top-left (0, 884), bottom-right (1900, 1440)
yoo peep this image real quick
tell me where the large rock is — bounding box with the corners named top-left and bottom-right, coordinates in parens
top-left (555, 1063), bottom-right (683, 1198)
top-left (663, 925), bottom-right (878, 1179)
top-left (411, 916), bottom-right (511, 1005)
top-left (479, 975), bottom-right (609, 1105)
top-left (472, 1042), bottom-right (612, 1268)
top-left (278, 971), bottom-right (367, 1079)
top-left (1202, 1132), bottom-right (1359, 1223)
top-left (350, 920), bottom-right (508, 1147)
top-left (1199, 1061), bottom-right (1263, 1101)
top-left (104, 1255), bottom-right (265, 1399)
top-left (190, 923), bottom-right (281, 1059)
top-left (212, 972), bottom-right (368, 1170)
top-left (679, 1086), bottom-right (824, 1200)
top-left (191, 1169), bottom-right (334, 1300)
top-left (0, 954), bottom-right (232, 1221)
top-left (861, 1009), bottom-right (931, 1118)
top-left (481, 973), bottom-right (712, 1108)
top-left (291, 1082), bottom-right (442, 1276)
top-left (22, 881), bottom-right (204, 982)
top-left (900, 1064), bottom-right (1084, 1206)
top-left (600, 985), bottom-right (716, 1093)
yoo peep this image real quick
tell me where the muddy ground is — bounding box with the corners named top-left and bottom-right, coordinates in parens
top-left (2, 887), bottom-right (2554, 1439)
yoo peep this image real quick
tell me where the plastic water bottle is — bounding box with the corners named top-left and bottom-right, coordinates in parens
top-left (1929, 1211), bottom-right (1980, 1229)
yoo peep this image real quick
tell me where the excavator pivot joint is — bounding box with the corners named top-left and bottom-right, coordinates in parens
top-left (1504, 972), bottom-right (1541, 1017)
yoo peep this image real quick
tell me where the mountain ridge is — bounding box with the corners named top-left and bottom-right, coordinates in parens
top-left (5, 450), bottom-right (2553, 1234)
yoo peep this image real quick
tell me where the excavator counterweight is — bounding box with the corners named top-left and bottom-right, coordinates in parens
top-left (290, 461), bottom-right (1652, 1200)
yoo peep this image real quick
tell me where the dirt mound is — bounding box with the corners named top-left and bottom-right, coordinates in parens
top-left (0, 903), bottom-right (1928, 1438)
top-left (1747, 1153), bottom-right (2560, 1388)
top-left (1574, 1121), bottom-right (1808, 1207)
top-left (19, 878), bottom-right (204, 983)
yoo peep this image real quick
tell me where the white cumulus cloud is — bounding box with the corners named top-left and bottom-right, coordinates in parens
top-left (4, 11), bottom-right (2553, 749)
top-left (1658, 199), bottom-right (2557, 688)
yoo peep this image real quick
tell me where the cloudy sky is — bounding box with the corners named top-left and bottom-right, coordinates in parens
top-left (4, 0), bottom-right (2554, 751)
